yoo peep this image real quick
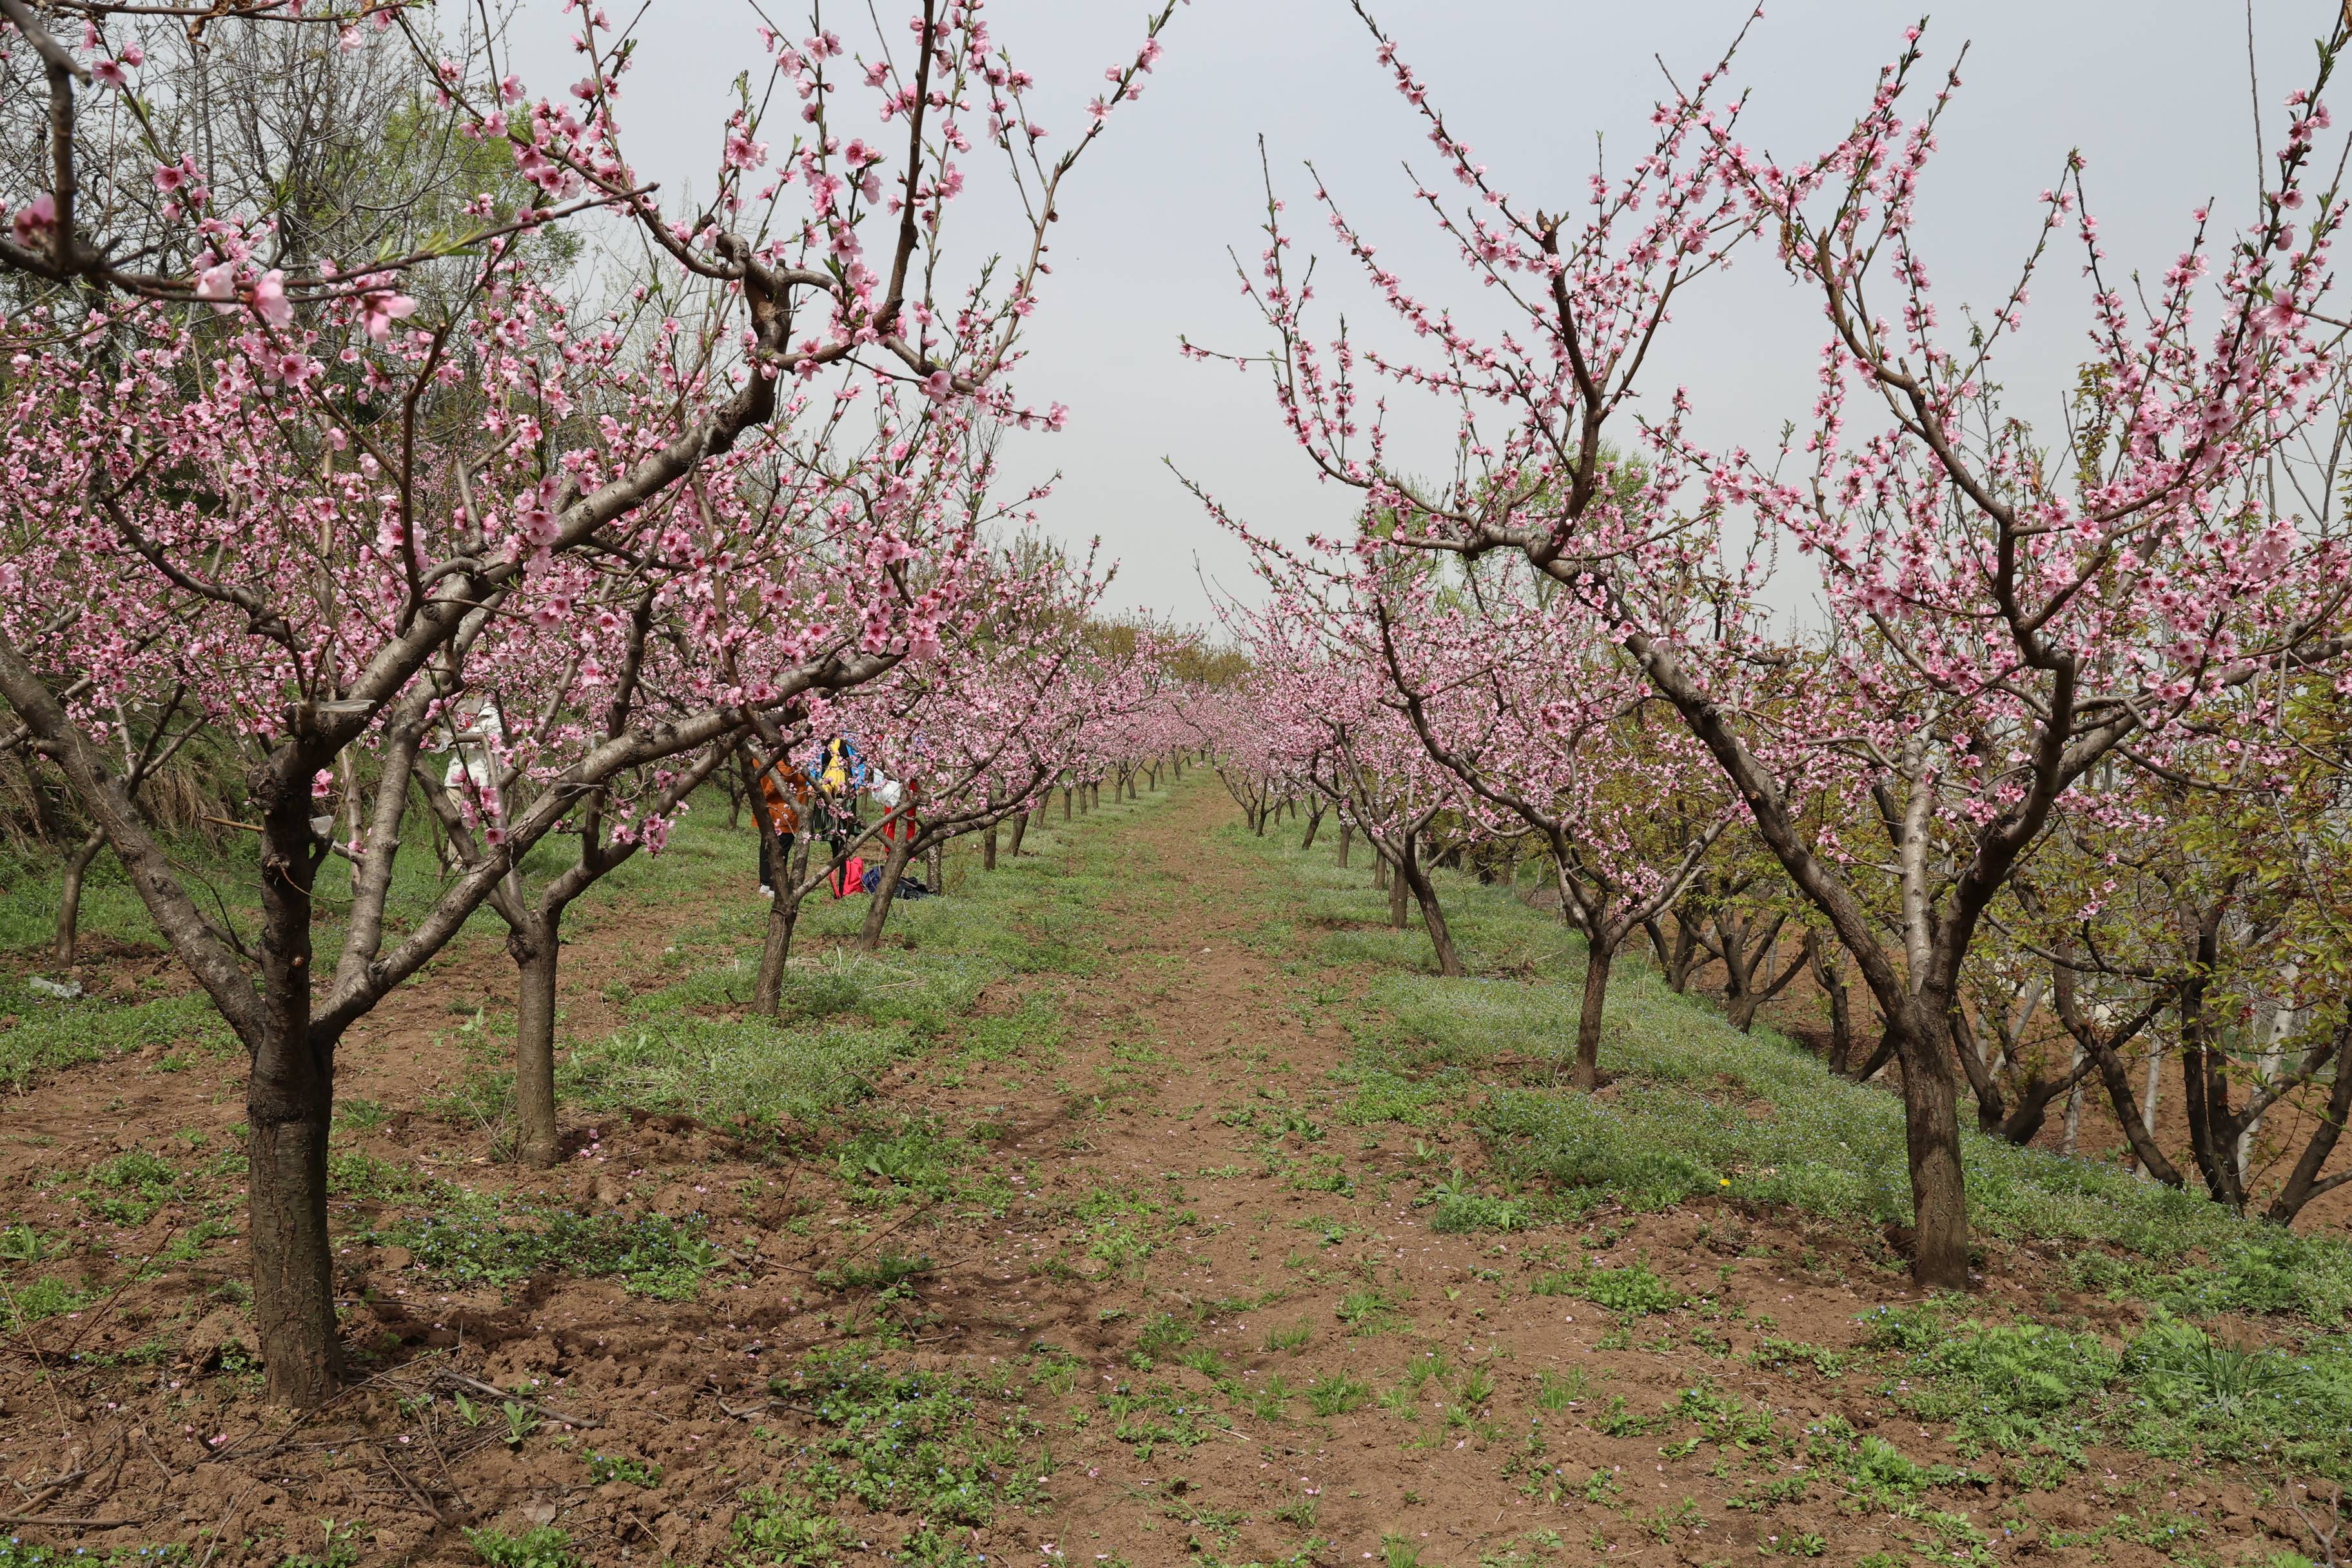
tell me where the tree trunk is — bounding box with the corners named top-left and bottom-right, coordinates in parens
top-left (1384, 855), bottom-right (1405, 922)
top-left (2074, 1028), bottom-right (2188, 1186)
top-left (1644, 913), bottom-right (1703, 994)
top-left (1299, 803), bottom-right (1323, 854)
top-left (2178, 970), bottom-right (2252, 1211)
top-left (1064, 787), bottom-right (1074, 821)
top-left (2060, 1048), bottom-right (2086, 1157)
top-left (1396, 836), bottom-right (1464, 977)
top-left (858, 838), bottom-right (920, 951)
top-left (754, 836), bottom-right (813, 1014)
top-left (2140, 1041), bottom-right (2165, 1155)
top-left (2267, 1019), bottom-right (2352, 1222)
top-left (926, 840), bottom-right (943, 895)
top-left (249, 792), bottom-right (341, 1409)
top-left (1799, 931), bottom-right (1854, 1075)
top-left (1336, 821), bottom-right (1351, 868)
top-left (1007, 810), bottom-right (1030, 858)
top-left (511, 912), bottom-right (564, 1168)
top-left (1891, 1009), bottom-right (1972, 1291)
top-left (984, 819), bottom-right (999, 871)
top-left (1569, 932), bottom-right (1615, 1091)
top-left (52, 828), bottom-right (104, 968)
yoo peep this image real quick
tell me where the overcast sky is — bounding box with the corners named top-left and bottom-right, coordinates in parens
top-left (516, 1), bottom-right (2331, 629)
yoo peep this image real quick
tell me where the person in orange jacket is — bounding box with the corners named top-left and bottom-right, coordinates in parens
top-left (752, 751), bottom-right (814, 899)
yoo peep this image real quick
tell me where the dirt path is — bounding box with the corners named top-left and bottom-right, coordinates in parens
top-left (877, 783), bottom-right (1919, 1565)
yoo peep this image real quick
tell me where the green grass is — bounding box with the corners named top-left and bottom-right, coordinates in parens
top-left (1306, 1371), bottom-right (1371, 1414)
top-left (1, 1273), bottom-right (90, 1329)
top-left (0, 792), bottom-right (763, 1097)
top-left (0, 987), bottom-right (233, 1090)
top-left (465, 1525), bottom-right (582, 1568)
top-left (1529, 1257), bottom-right (1681, 1315)
top-left (0, 1540), bottom-right (188, 1566)
top-left (553, 797), bottom-right (1139, 1137)
top-left (1221, 821), bottom-right (2352, 1327)
top-left (763, 1344), bottom-right (1051, 1558)
top-left (372, 1201), bottom-right (720, 1299)
top-left (1847, 1297), bottom-right (2352, 1478)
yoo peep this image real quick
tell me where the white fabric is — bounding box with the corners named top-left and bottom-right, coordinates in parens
top-left (444, 707), bottom-right (504, 794)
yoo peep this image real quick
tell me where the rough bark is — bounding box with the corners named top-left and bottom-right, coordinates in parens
top-left (1006, 809), bottom-right (1029, 859)
top-left (248, 781), bottom-right (341, 1408)
top-left (511, 915), bottom-right (563, 1167)
top-left (2050, 964), bottom-right (2187, 1184)
top-left (1335, 821), bottom-right (1351, 868)
top-left (1892, 1009), bottom-right (1973, 1289)
top-left (1569, 934), bottom-right (1615, 1091)
top-left (1395, 832), bottom-right (1464, 977)
top-left (1716, 910), bottom-right (1804, 1031)
top-left (1807, 930), bottom-right (1857, 1077)
top-left (1642, 912), bottom-right (1705, 994)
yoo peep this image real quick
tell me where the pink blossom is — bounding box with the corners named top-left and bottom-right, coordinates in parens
top-left (193, 262), bottom-right (237, 313)
top-left (10, 191), bottom-right (56, 246)
top-left (362, 289), bottom-right (418, 342)
top-left (253, 269), bottom-right (293, 328)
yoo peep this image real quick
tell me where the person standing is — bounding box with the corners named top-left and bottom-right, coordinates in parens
top-left (751, 750), bottom-right (814, 899)
top-left (813, 736), bottom-right (867, 894)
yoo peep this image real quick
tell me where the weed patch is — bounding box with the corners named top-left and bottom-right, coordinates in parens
top-left (374, 1203), bottom-right (719, 1299)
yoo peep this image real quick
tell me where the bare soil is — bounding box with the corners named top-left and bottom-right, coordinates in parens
top-left (0, 783), bottom-right (2330, 1565)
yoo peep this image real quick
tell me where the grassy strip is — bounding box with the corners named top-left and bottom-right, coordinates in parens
top-left (1217, 819), bottom-right (2352, 1327)
top-left (0, 981), bottom-right (234, 1089)
top-left (556, 792), bottom-right (1144, 1135)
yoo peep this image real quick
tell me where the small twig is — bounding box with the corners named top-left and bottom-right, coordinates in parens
top-left (9, 1468), bottom-right (87, 1514)
top-left (58, 1221), bottom-right (184, 1360)
top-left (709, 1393), bottom-right (825, 1420)
top-left (375, 1445), bottom-right (447, 1525)
top-left (195, 1477), bottom-right (264, 1568)
top-left (135, 1429), bottom-right (176, 1487)
top-left (0, 1510), bottom-right (157, 1527)
top-left (2288, 1484), bottom-right (2345, 1568)
top-left (0, 1275), bottom-right (76, 1444)
top-left (433, 1370), bottom-right (600, 1429)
